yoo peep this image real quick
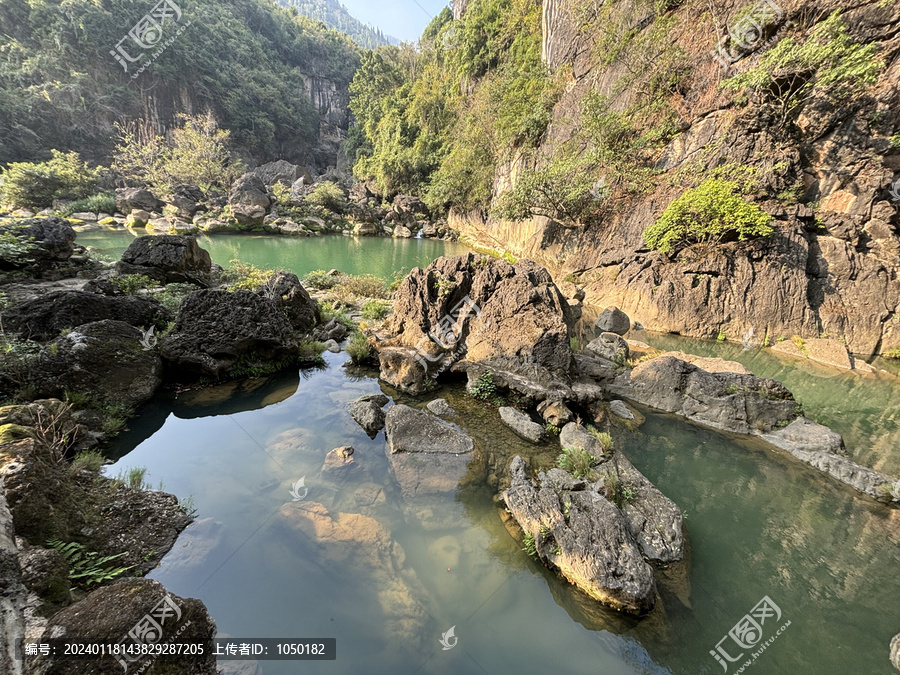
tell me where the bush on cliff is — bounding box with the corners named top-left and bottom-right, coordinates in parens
top-left (0, 150), bottom-right (100, 208)
top-left (643, 179), bottom-right (773, 254)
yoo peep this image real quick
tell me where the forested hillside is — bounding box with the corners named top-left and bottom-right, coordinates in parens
top-left (276, 0), bottom-right (398, 48)
top-left (0, 0), bottom-right (360, 167)
top-left (347, 0), bottom-right (900, 357)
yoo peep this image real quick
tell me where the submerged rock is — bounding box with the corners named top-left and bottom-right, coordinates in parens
top-left (385, 405), bottom-right (473, 456)
top-left (502, 456), bottom-right (656, 614)
top-left (425, 398), bottom-right (456, 416)
top-left (322, 446), bottom-right (358, 478)
top-left (498, 407), bottom-right (547, 443)
top-left (376, 253), bottom-right (573, 393)
top-left (29, 579), bottom-right (217, 674)
top-left (116, 234), bottom-right (212, 285)
top-left (609, 400), bottom-right (635, 420)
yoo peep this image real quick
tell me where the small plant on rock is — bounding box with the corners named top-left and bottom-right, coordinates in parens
top-left (522, 531), bottom-right (538, 558)
top-left (556, 447), bottom-right (599, 480)
top-left (469, 371), bottom-right (497, 402)
top-left (46, 538), bottom-right (133, 589)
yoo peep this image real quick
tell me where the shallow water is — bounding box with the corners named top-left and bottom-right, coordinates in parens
top-left (76, 228), bottom-right (469, 280)
top-left (95, 233), bottom-right (900, 674)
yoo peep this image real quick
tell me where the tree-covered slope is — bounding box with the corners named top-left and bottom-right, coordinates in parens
top-left (275, 0), bottom-right (398, 48)
top-left (0, 0), bottom-right (361, 167)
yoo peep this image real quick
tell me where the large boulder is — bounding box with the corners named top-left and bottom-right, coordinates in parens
top-left (0, 217), bottom-right (76, 268)
top-left (261, 272), bottom-right (319, 332)
top-left (376, 254), bottom-right (573, 393)
top-left (228, 172), bottom-right (270, 210)
top-left (586, 332), bottom-right (630, 363)
top-left (348, 396), bottom-right (387, 438)
top-left (502, 456), bottom-right (656, 614)
top-left (32, 320), bottom-right (163, 407)
top-left (251, 159), bottom-right (311, 187)
top-left (164, 184), bottom-right (204, 219)
top-left (28, 579), bottom-right (217, 674)
top-left (116, 234), bottom-right (212, 284)
top-left (3, 291), bottom-right (169, 341)
top-left (115, 187), bottom-right (163, 213)
top-left (595, 306), bottom-right (631, 335)
top-left (160, 289), bottom-right (299, 379)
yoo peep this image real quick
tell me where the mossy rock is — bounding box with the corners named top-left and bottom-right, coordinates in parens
top-left (0, 423), bottom-right (35, 444)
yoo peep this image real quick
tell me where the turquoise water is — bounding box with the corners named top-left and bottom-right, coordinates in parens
top-left (76, 228), bottom-right (469, 280)
top-left (93, 233), bottom-right (900, 674)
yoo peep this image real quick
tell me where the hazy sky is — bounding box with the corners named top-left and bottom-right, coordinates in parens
top-left (339, 0), bottom-right (450, 43)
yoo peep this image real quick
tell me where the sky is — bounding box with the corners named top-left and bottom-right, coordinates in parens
top-left (339, 0), bottom-right (450, 43)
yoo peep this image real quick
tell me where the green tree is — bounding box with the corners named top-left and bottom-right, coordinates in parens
top-left (0, 150), bottom-right (100, 208)
top-left (643, 179), bottom-right (774, 254)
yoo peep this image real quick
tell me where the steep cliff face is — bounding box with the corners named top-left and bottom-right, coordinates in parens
top-left (301, 74), bottom-right (352, 169)
top-left (452, 0), bottom-right (900, 356)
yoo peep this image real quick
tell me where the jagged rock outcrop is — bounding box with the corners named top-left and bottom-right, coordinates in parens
top-left (502, 456), bottom-right (657, 614)
top-left (0, 217), bottom-right (76, 270)
top-left (116, 234), bottom-right (212, 285)
top-left (375, 254), bottom-right (573, 394)
top-left (160, 289), bottom-right (300, 379)
top-left (251, 159), bottom-right (312, 187)
top-left (3, 291), bottom-right (169, 342)
top-left (453, 0), bottom-right (900, 357)
top-left (115, 187), bottom-right (163, 214)
top-left (28, 579), bottom-right (217, 674)
top-left (263, 272), bottom-right (320, 332)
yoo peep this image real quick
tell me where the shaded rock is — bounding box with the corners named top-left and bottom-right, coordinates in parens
top-left (17, 545), bottom-right (70, 607)
top-left (164, 184), bottom-right (204, 219)
top-left (251, 160), bottom-right (309, 186)
top-left (115, 187), bottom-right (162, 213)
top-left (323, 339), bottom-right (340, 353)
top-left (611, 354), bottom-right (799, 435)
top-left (537, 399), bottom-right (573, 427)
top-left (230, 204), bottom-right (267, 226)
top-left (228, 172), bottom-right (270, 210)
top-left (376, 253), bottom-right (573, 393)
top-left (595, 306), bottom-right (630, 335)
top-left (501, 456), bottom-right (656, 615)
top-left (348, 398), bottom-right (386, 437)
top-left (498, 407), bottom-right (547, 443)
top-left (126, 209), bottom-right (150, 228)
top-left (358, 394), bottom-right (389, 407)
top-left (660, 351), bottom-right (751, 375)
top-left (33, 320), bottom-right (163, 407)
top-left (586, 332), bottom-right (630, 362)
top-left (116, 234), bottom-right (212, 285)
top-left (354, 221), bottom-right (378, 236)
top-left (0, 217), bottom-right (76, 269)
top-left (161, 289), bottom-right (299, 379)
top-left (3, 290), bottom-right (168, 341)
top-left (29, 579), bottom-right (217, 674)
top-left (378, 347), bottom-right (433, 395)
top-left (609, 400), bottom-right (635, 420)
top-left (261, 272), bottom-right (319, 332)
top-left (426, 398), bottom-right (456, 416)
top-left (394, 225), bottom-right (413, 238)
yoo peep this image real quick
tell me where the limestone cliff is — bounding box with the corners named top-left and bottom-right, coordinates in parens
top-left (451, 0), bottom-right (900, 356)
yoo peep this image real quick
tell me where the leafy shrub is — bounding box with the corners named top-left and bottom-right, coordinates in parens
top-left (60, 192), bottom-right (116, 216)
top-left (1, 150), bottom-right (100, 208)
top-left (109, 274), bottom-right (160, 295)
top-left (346, 331), bottom-right (374, 365)
top-left (0, 229), bottom-right (39, 268)
top-left (305, 181), bottom-right (346, 212)
top-left (46, 538), bottom-right (133, 588)
top-left (155, 283), bottom-right (197, 314)
top-left (522, 531), bottom-right (538, 558)
top-left (643, 179), bottom-right (773, 254)
top-left (303, 269), bottom-right (342, 290)
top-left (469, 371), bottom-right (497, 401)
top-left (883, 349), bottom-right (900, 360)
top-left (331, 274), bottom-right (391, 301)
top-left (222, 260), bottom-right (279, 291)
top-left (556, 447), bottom-right (599, 480)
top-left (361, 299), bottom-right (391, 320)
top-left (586, 426), bottom-right (613, 453)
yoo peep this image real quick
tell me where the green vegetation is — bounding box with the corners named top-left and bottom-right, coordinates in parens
top-left (469, 371), bottom-right (499, 403)
top-left (556, 447), bottom-right (599, 480)
top-left (717, 331), bottom-right (727, 341)
top-left (109, 274), bottom-right (161, 295)
top-left (222, 260), bottom-right (280, 292)
top-left (0, 0), bottom-right (359, 166)
top-left (883, 349), bottom-right (900, 360)
top-left (46, 538), bottom-right (133, 589)
top-left (303, 269), bottom-right (342, 290)
top-left (522, 531), bottom-right (538, 558)
top-left (276, 0), bottom-right (395, 49)
top-left (361, 299), bottom-right (391, 320)
top-left (305, 181), bottom-right (346, 212)
top-left (722, 11), bottom-right (883, 124)
top-left (60, 192), bottom-right (117, 216)
top-left (545, 423), bottom-right (561, 435)
top-left (345, 331), bottom-right (374, 365)
top-left (643, 180), bottom-right (774, 254)
top-left (586, 426), bottom-right (613, 453)
top-left (69, 449), bottom-right (105, 474)
top-left (328, 274), bottom-right (392, 306)
top-left (0, 228), bottom-right (39, 268)
top-left (117, 466), bottom-right (151, 491)
top-left (113, 113), bottom-right (245, 195)
top-left (0, 151), bottom-right (100, 208)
